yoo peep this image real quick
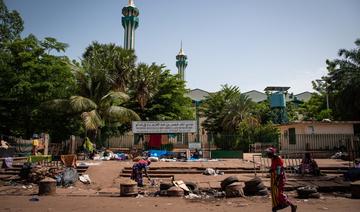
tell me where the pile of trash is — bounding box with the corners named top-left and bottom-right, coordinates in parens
top-left (19, 162), bottom-right (90, 187)
top-left (93, 150), bottom-right (129, 161)
top-left (19, 163), bottom-right (63, 184)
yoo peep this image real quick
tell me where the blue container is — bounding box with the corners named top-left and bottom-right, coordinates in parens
top-left (270, 92), bottom-right (286, 108)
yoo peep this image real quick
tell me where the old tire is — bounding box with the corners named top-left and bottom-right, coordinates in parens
top-left (244, 186), bottom-right (257, 196)
top-left (297, 186), bottom-right (318, 198)
top-left (256, 182), bottom-right (266, 190)
top-left (244, 177), bottom-right (262, 187)
top-left (225, 182), bottom-right (244, 198)
top-left (221, 176), bottom-right (240, 190)
top-left (184, 181), bottom-right (199, 194)
top-left (167, 186), bottom-right (184, 197)
top-left (160, 182), bottom-right (173, 191)
top-left (256, 188), bottom-right (269, 196)
top-left (308, 192), bottom-right (321, 199)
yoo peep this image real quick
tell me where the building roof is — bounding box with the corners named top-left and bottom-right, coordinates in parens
top-left (186, 89), bottom-right (211, 102)
top-left (186, 88), bottom-right (313, 103)
top-left (294, 91), bottom-right (313, 102)
top-left (243, 90), bottom-right (267, 103)
top-left (264, 86), bottom-right (290, 92)
top-left (278, 120), bottom-right (360, 126)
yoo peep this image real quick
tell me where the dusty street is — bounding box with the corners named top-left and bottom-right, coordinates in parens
top-left (0, 196), bottom-right (359, 212)
top-left (1, 159), bottom-right (359, 212)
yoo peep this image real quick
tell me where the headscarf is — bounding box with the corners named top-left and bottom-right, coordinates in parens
top-left (265, 147), bottom-right (276, 155)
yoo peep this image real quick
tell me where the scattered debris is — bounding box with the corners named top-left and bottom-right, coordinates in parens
top-left (185, 193), bottom-right (201, 199)
top-left (29, 196), bottom-right (40, 202)
top-left (203, 168), bottom-right (224, 176)
top-left (79, 174), bottom-right (91, 184)
top-left (297, 186), bottom-right (320, 199)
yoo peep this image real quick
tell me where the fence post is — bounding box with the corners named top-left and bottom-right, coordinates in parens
top-left (44, 133), bottom-right (49, 155)
top-left (69, 135), bottom-right (76, 154)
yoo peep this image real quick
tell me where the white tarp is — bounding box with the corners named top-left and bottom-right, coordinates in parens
top-left (132, 120), bottom-right (197, 134)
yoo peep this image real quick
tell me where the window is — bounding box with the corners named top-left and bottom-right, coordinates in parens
top-left (289, 128), bottom-right (296, 145)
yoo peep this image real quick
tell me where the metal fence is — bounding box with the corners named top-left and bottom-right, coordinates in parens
top-left (280, 134), bottom-right (358, 151)
top-left (4, 132), bottom-right (359, 160)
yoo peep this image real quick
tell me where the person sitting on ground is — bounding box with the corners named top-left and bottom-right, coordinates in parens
top-left (344, 159), bottom-right (360, 181)
top-left (192, 149), bottom-right (200, 159)
top-left (300, 153), bottom-right (320, 176)
top-left (130, 158), bottom-right (151, 187)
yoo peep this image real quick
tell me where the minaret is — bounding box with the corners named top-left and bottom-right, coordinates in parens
top-left (122, 0), bottom-right (139, 50)
top-left (176, 42), bottom-right (188, 81)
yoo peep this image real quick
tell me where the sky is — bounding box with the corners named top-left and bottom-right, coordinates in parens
top-left (5, 0), bottom-right (360, 94)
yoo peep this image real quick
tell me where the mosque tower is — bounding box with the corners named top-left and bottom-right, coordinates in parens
top-left (176, 43), bottom-right (188, 81)
top-left (122, 0), bottom-right (139, 50)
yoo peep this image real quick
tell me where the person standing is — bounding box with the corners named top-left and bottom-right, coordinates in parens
top-left (31, 134), bottom-right (40, 155)
top-left (265, 147), bottom-right (297, 212)
top-left (130, 159), bottom-right (151, 187)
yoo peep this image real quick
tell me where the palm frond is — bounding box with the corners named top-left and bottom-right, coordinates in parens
top-left (100, 91), bottom-right (129, 107)
top-left (104, 106), bottom-right (140, 123)
top-left (40, 99), bottom-right (72, 113)
top-left (70, 96), bottom-right (97, 112)
top-left (81, 110), bottom-right (102, 130)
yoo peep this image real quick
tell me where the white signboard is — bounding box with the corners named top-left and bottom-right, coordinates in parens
top-left (188, 142), bottom-right (201, 150)
top-left (132, 120), bottom-right (197, 134)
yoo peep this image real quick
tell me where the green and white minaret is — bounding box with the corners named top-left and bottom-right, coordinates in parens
top-left (176, 43), bottom-right (188, 81)
top-left (122, 0), bottom-right (139, 50)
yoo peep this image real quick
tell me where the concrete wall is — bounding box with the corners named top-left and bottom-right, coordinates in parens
top-left (278, 123), bottom-right (354, 135)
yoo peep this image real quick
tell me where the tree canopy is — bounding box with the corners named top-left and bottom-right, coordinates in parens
top-left (0, 34), bottom-right (77, 138)
top-left (312, 38), bottom-right (360, 120)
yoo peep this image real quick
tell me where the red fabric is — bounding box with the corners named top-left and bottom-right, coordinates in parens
top-left (271, 156), bottom-right (283, 170)
top-left (148, 134), bottom-right (162, 149)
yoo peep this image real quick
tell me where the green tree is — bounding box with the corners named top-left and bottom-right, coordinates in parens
top-left (318, 38), bottom-right (360, 120)
top-left (221, 92), bottom-right (255, 133)
top-left (201, 85), bottom-right (240, 133)
top-left (82, 42), bottom-right (136, 94)
top-left (46, 41), bottom-right (140, 144)
top-left (202, 85), bottom-right (280, 151)
top-left (252, 100), bottom-right (276, 124)
top-left (0, 0), bottom-right (23, 43)
top-left (129, 63), bottom-right (161, 110)
top-left (139, 70), bottom-right (193, 121)
top-left (299, 92), bottom-right (333, 121)
top-left (0, 35), bottom-right (77, 139)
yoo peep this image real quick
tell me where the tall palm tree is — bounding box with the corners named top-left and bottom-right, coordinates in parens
top-left (221, 93), bottom-right (255, 133)
top-left (82, 41), bottom-right (136, 93)
top-left (45, 46), bottom-right (140, 142)
top-left (45, 91), bottom-right (140, 140)
top-left (130, 63), bottom-right (162, 110)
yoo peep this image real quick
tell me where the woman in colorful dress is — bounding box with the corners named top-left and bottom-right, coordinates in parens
top-left (266, 147), bottom-right (297, 212)
top-left (131, 159), bottom-right (151, 187)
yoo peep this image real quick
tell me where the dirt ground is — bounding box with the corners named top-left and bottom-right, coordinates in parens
top-left (0, 196), bottom-right (359, 212)
top-left (1, 159), bottom-right (359, 211)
